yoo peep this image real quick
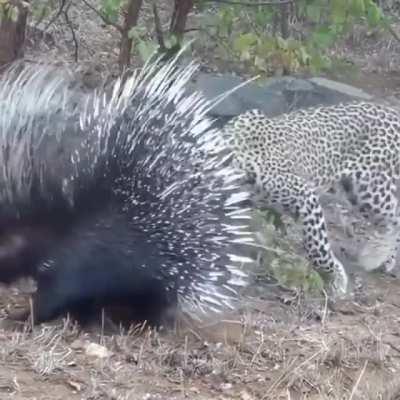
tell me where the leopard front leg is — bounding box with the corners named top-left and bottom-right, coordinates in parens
top-left (300, 189), bottom-right (348, 297)
top-left (260, 173), bottom-right (349, 298)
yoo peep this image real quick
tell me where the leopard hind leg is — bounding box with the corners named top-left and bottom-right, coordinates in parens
top-left (340, 170), bottom-right (400, 274)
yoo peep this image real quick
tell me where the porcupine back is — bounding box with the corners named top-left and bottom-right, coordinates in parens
top-left (0, 53), bottom-right (254, 324)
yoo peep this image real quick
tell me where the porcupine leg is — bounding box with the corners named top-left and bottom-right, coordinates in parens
top-left (32, 271), bottom-right (175, 327)
top-left (0, 226), bottom-right (63, 326)
top-left (29, 214), bottom-right (178, 327)
top-left (0, 224), bottom-right (59, 284)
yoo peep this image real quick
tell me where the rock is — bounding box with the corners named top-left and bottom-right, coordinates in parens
top-left (85, 342), bottom-right (112, 359)
top-left (188, 73), bottom-right (288, 120)
top-left (189, 72), bottom-right (374, 123)
top-left (264, 76), bottom-right (356, 111)
top-left (309, 77), bottom-right (373, 100)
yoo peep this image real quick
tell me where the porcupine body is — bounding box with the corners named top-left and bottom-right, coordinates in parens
top-left (0, 54), bottom-right (253, 326)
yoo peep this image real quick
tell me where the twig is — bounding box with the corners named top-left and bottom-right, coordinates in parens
top-left (348, 360), bottom-right (368, 400)
top-left (387, 24), bottom-right (400, 43)
top-left (63, 2), bottom-right (79, 62)
top-left (263, 356), bottom-right (299, 398)
top-left (321, 289), bottom-right (328, 326)
top-left (43, 0), bottom-right (67, 31)
top-left (79, 0), bottom-right (123, 32)
top-left (385, 340), bottom-right (400, 354)
top-left (29, 296), bottom-right (34, 330)
top-left (181, 25), bottom-right (221, 33)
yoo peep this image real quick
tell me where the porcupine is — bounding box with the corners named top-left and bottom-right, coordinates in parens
top-left (0, 54), bottom-right (254, 327)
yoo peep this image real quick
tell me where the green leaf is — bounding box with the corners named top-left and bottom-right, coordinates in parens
top-left (307, 271), bottom-right (324, 293)
top-left (276, 36), bottom-right (288, 50)
top-left (233, 32), bottom-right (258, 53)
top-left (164, 33), bottom-right (179, 49)
top-left (137, 40), bottom-right (159, 63)
top-left (241, 50), bottom-right (252, 62)
top-left (297, 45), bottom-right (311, 65)
top-left (311, 27), bottom-right (336, 48)
top-left (308, 51), bottom-right (332, 73)
top-left (349, 0), bottom-right (366, 17)
top-left (8, 5), bottom-right (18, 21)
top-left (257, 36), bottom-right (278, 54)
top-left (285, 38), bottom-right (299, 51)
top-left (330, 0), bottom-right (348, 24)
top-left (128, 26), bottom-right (147, 40)
top-left (306, 3), bottom-right (321, 23)
top-left (254, 55), bottom-right (268, 72)
top-left (254, 8), bottom-right (273, 25)
top-left (366, 3), bottom-right (382, 26)
top-left (100, 0), bottom-right (122, 24)
top-left (218, 6), bottom-right (234, 36)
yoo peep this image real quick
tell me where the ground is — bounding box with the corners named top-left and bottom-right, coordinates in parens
top-left (1, 274), bottom-right (400, 399)
top-left (3, 2), bottom-right (400, 399)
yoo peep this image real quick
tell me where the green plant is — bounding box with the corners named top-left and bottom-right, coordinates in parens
top-left (99, 0), bottom-right (121, 25)
top-left (254, 209), bottom-right (325, 295)
top-left (0, 0), bottom-right (21, 22)
top-left (202, 0), bottom-right (387, 76)
top-left (30, 0), bottom-right (57, 24)
top-left (128, 26), bottom-right (191, 63)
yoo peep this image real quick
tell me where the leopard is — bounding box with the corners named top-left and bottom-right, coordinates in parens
top-left (222, 101), bottom-right (400, 298)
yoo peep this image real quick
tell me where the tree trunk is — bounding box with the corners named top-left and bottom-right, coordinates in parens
top-left (118, 0), bottom-right (143, 70)
top-left (280, 2), bottom-right (290, 39)
top-left (169, 0), bottom-right (194, 42)
top-left (0, 0), bottom-right (28, 68)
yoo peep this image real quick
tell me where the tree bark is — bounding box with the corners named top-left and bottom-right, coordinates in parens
top-left (0, 0), bottom-right (28, 68)
top-left (280, 2), bottom-right (289, 39)
top-left (169, 0), bottom-right (194, 42)
top-left (118, 0), bottom-right (143, 70)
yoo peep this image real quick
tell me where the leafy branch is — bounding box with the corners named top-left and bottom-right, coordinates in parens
top-left (79, 0), bottom-right (122, 32)
top-left (204, 0), bottom-right (387, 75)
top-left (206, 0), bottom-right (292, 5)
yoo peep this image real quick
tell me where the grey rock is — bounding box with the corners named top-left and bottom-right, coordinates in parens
top-left (188, 73), bottom-right (288, 118)
top-left (309, 77), bottom-right (373, 101)
top-left (189, 72), bottom-right (374, 123)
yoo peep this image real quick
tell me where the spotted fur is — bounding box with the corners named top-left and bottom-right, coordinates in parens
top-left (223, 102), bottom-right (400, 297)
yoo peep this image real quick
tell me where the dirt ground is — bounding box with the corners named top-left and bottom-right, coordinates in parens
top-left (4, 2), bottom-right (400, 399)
top-left (1, 272), bottom-right (400, 399)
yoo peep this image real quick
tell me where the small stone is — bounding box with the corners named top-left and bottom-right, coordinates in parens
top-left (240, 390), bottom-right (254, 400)
top-left (220, 383), bottom-right (233, 391)
top-left (85, 342), bottom-right (112, 359)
